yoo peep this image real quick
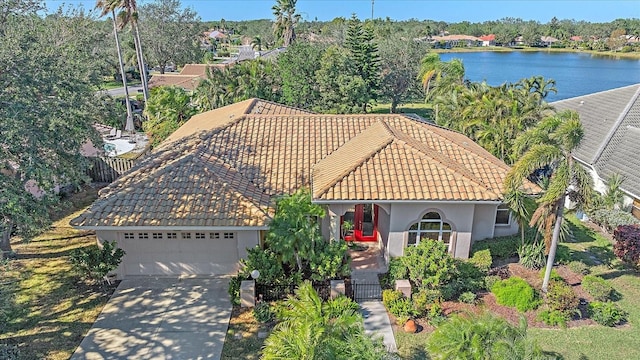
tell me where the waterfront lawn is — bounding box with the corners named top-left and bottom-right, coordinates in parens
top-left (371, 102), bottom-right (433, 119)
top-left (0, 187), bottom-right (117, 360)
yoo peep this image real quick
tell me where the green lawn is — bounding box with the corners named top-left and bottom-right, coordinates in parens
top-left (0, 187), bottom-right (117, 360)
top-left (371, 102), bottom-right (433, 119)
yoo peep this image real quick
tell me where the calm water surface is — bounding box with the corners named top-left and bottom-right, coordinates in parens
top-left (439, 51), bottom-right (640, 102)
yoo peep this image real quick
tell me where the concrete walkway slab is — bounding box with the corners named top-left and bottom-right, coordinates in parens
top-left (71, 277), bottom-right (231, 360)
top-left (360, 300), bottom-right (398, 353)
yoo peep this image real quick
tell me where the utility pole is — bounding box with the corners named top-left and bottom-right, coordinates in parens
top-left (371, 0), bottom-right (374, 20)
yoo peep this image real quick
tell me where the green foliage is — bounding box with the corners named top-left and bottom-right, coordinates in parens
top-left (380, 257), bottom-right (408, 288)
top-left (588, 301), bottom-right (628, 327)
top-left (582, 275), bottom-right (615, 301)
top-left (276, 42), bottom-right (323, 108)
top-left (539, 268), bottom-right (563, 282)
top-left (315, 45), bottom-right (368, 114)
top-left (427, 302), bottom-right (447, 327)
top-left (469, 249), bottom-right (493, 273)
top-left (518, 241), bottom-right (547, 269)
top-left (69, 241), bottom-right (125, 283)
top-left (546, 281), bottom-right (579, 312)
top-left (0, 343), bottom-right (20, 360)
top-left (567, 260), bottom-right (591, 275)
top-left (253, 301), bottom-right (275, 323)
top-left (388, 297), bottom-right (419, 325)
top-left (308, 240), bottom-right (350, 282)
top-left (459, 291), bottom-right (477, 304)
top-left (345, 15), bottom-right (381, 112)
top-left (428, 313), bottom-right (546, 360)
top-left (537, 309), bottom-right (571, 327)
top-left (555, 244), bottom-right (572, 264)
top-left (445, 259), bottom-right (485, 299)
top-left (491, 277), bottom-right (540, 312)
top-left (382, 289), bottom-right (404, 308)
top-left (239, 247), bottom-right (286, 285)
top-left (228, 275), bottom-right (243, 306)
top-left (590, 209), bottom-right (640, 232)
top-left (484, 275), bottom-right (502, 291)
top-left (472, 235), bottom-right (521, 259)
top-left (402, 240), bottom-right (457, 289)
top-left (143, 85), bottom-right (197, 147)
top-left (262, 281), bottom-right (388, 360)
top-left (412, 288), bottom-right (442, 315)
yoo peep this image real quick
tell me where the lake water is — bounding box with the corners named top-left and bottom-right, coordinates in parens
top-left (438, 51), bottom-right (640, 102)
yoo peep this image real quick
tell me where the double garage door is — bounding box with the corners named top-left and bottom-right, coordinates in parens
top-left (118, 231), bottom-right (240, 276)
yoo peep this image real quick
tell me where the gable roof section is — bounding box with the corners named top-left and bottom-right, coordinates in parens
top-left (551, 84), bottom-right (640, 165)
top-left (73, 100), bottom-right (527, 228)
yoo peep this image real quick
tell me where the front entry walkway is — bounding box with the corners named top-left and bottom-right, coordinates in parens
top-left (71, 277), bottom-right (231, 360)
top-left (350, 245), bottom-right (397, 353)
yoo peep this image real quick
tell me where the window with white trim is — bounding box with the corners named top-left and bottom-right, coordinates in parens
top-left (167, 233), bottom-right (177, 239)
top-left (195, 232), bottom-right (206, 239)
top-left (152, 233), bottom-right (163, 239)
top-left (407, 212), bottom-right (452, 247)
top-left (138, 233), bottom-right (149, 239)
top-left (181, 232), bottom-right (191, 239)
top-left (124, 233), bottom-right (134, 239)
top-left (495, 204), bottom-right (511, 225)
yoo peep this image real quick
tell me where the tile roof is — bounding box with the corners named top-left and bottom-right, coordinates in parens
top-left (148, 64), bottom-right (227, 91)
top-left (72, 100), bottom-right (528, 228)
top-left (552, 84), bottom-right (640, 198)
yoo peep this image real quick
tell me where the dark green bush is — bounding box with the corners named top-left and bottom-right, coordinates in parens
top-left (459, 291), bottom-right (477, 304)
top-left (403, 240), bottom-right (457, 289)
top-left (228, 275), bottom-right (246, 306)
top-left (253, 301), bottom-right (274, 323)
top-left (582, 275), bottom-right (615, 301)
top-left (491, 277), bottom-right (539, 312)
top-left (568, 261), bottom-right (590, 275)
top-left (69, 241), bottom-right (125, 283)
top-left (380, 257), bottom-right (408, 289)
top-left (518, 242), bottom-right (546, 269)
top-left (555, 244), bottom-right (572, 265)
top-left (537, 309), bottom-right (571, 327)
top-left (588, 301), bottom-right (627, 326)
top-left (546, 281), bottom-right (579, 312)
top-left (468, 249), bottom-right (492, 272)
top-left (239, 247), bottom-right (286, 285)
top-left (471, 235), bottom-right (520, 259)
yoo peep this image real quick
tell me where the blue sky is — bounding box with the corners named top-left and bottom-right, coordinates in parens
top-left (45, 0), bottom-right (639, 23)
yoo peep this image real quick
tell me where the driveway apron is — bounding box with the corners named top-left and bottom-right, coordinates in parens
top-left (71, 277), bottom-right (231, 360)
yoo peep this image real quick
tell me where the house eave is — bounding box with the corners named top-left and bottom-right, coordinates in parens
top-left (74, 225), bottom-right (270, 231)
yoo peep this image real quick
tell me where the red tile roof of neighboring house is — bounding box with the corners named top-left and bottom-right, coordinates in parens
top-left (479, 34), bottom-right (496, 41)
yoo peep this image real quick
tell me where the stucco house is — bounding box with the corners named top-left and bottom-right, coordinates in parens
top-left (552, 84), bottom-right (640, 219)
top-left (71, 99), bottom-right (534, 278)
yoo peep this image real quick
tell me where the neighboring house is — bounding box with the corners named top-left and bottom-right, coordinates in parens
top-left (71, 99), bottom-right (535, 278)
top-left (552, 84), bottom-right (640, 219)
top-left (428, 35), bottom-right (482, 48)
top-left (148, 64), bottom-right (227, 91)
top-left (539, 36), bottom-right (560, 47)
top-left (479, 34), bottom-right (496, 47)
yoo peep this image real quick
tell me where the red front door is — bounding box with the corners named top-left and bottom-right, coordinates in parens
top-left (342, 204), bottom-right (378, 242)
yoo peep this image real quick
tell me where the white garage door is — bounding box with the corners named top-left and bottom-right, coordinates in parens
top-left (120, 232), bottom-right (240, 276)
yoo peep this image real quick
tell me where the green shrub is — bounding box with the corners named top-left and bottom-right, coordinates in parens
top-left (382, 289), bottom-right (404, 308)
top-left (590, 209), bottom-right (640, 232)
top-left (239, 247), bottom-right (286, 285)
top-left (459, 291), bottom-right (477, 304)
top-left (69, 241), bottom-right (125, 283)
top-left (537, 309), bottom-right (571, 327)
top-left (518, 242), bottom-right (546, 269)
top-left (253, 301), bottom-right (274, 323)
top-left (388, 297), bottom-right (419, 324)
top-left (0, 343), bottom-right (20, 360)
top-left (484, 275), bottom-right (502, 291)
top-left (568, 261), bottom-right (590, 275)
top-left (412, 288), bottom-right (441, 315)
top-left (308, 240), bottom-right (351, 281)
top-left (546, 281), bottom-right (579, 312)
top-left (403, 240), bottom-right (457, 289)
top-left (539, 268), bottom-right (563, 282)
top-left (588, 301), bottom-right (627, 326)
top-left (450, 260), bottom-right (485, 295)
top-left (228, 275), bottom-right (245, 306)
top-left (555, 244), bottom-right (572, 265)
top-left (427, 302), bottom-right (447, 327)
top-left (471, 235), bottom-right (520, 259)
top-left (491, 277), bottom-right (539, 312)
top-left (380, 257), bottom-right (408, 288)
top-left (468, 249), bottom-right (492, 272)
top-left (582, 275), bottom-right (615, 301)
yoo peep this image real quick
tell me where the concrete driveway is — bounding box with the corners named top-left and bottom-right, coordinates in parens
top-left (71, 277), bottom-right (231, 360)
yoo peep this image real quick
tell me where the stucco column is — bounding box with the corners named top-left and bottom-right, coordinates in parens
top-left (329, 212), bottom-right (340, 242)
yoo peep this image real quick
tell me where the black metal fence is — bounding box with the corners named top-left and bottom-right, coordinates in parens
top-left (256, 282), bottom-right (331, 302)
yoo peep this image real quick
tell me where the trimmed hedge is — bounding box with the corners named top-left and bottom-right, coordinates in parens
top-left (472, 235), bottom-right (520, 259)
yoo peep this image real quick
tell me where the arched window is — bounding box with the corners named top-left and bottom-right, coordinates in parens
top-left (407, 212), bottom-right (452, 248)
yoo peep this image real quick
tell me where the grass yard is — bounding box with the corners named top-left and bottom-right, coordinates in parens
top-left (528, 215), bottom-right (640, 360)
top-left (221, 307), bottom-right (272, 360)
top-left (0, 186), bottom-right (117, 360)
top-left (371, 102), bottom-right (433, 119)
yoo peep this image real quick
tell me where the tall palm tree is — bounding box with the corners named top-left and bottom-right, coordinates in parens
top-left (505, 110), bottom-right (592, 292)
top-left (96, 0), bottom-right (134, 131)
top-left (272, 0), bottom-right (300, 47)
top-left (418, 52), bottom-right (465, 102)
top-left (261, 282), bottom-right (386, 360)
top-left (116, 0), bottom-right (149, 102)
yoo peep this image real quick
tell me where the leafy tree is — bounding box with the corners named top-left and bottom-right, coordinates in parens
top-left (138, 0), bottom-right (203, 74)
top-left (345, 15), bottom-right (381, 112)
top-left (142, 86), bottom-right (197, 147)
top-left (378, 35), bottom-right (425, 113)
top-left (315, 46), bottom-right (368, 114)
top-left (262, 282), bottom-right (387, 360)
top-left (272, 0), bottom-right (300, 47)
top-left (276, 42), bottom-right (323, 109)
top-left (69, 240), bottom-right (125, 283)
top-left (1, 3), bottom-right (105, 256)
top-left (428, 313), bottom-right (547, 360)
top-left (505, 110), bottom-right (592, 292)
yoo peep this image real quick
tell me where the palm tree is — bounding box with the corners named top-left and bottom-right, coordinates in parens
top-left (116, 0), bottom-right (149, 101)
top-left (272, 0), bottom-right (300, 47)
top-left (261, 282), bottom-right (386, 360)
top-left (251, 35), bottom-right (263, 51)
top-left (505, 110), bottom-right (592, 292)
top-left (418, 52), bottom-right (465, 102)
top-left (96, 0), bottom-right (134, 131)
